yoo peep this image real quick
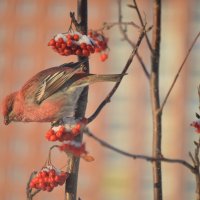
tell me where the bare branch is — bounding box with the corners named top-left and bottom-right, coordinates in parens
top-left (189, 152), bottom-right (196, 165)
top-left (69, 12), bottom-right (80, 30)
top-left (102, 21), bottom-right (140, 30)
top-left (66, 2), bottom-right (89, 200)
top-left (118, 0), bottom-right (150, 79)
top-left (194, 138), bottom-right (200, 166)
top-left (87, 28), bottom-right (145, 123)
top-left (159, 32), bottom-right (200, 112)
top-left (150, 0), bottom-right (162, 199)
top-left (83, 127), bottom-right (195, 173)
top-left (132, 0), bottom-right (153, 53)
top-left (189, 138), bottom-right (200, 199)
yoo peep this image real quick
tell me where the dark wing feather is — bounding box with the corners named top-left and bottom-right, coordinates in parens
top-left (34, 64), bottom-right (83, 104)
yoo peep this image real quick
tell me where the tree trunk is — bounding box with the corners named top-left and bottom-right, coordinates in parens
top-left (65, 1), bottom-right (88, 200)
top-left (195, 171), bottom-right (200, 200)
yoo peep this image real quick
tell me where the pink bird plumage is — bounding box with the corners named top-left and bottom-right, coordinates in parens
top-left (2, 61), bottom-right (123, 125)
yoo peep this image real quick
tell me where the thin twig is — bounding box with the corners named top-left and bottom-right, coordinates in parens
top-left (132, 0), bottom-right (153, 53)
top-left (189, 152), bottom-right (196, 165)
top-left (118, 0), bottom-right (150, 79)
top-left (30, 190), bottom-right (41, 199)
top-left (83, 127), bottom-right (195, 173)
top-left (70, 12), bottom-right (80, 30)
top-left (194, 138), bottom-right (200, 166)
top-left (26, 171), bottom-right (40, 200)
top-left (159, 32), bottom-right (200, 112)
top-left (101, 21), bottom-right (140, 30)
top-left (87, 28), bottom-right (145, 123)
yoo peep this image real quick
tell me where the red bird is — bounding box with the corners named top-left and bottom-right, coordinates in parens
top-left (2, 61), bottom-right (122, 125)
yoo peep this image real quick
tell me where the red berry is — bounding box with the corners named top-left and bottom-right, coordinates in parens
top-left (58, 178), bottom-right (66, 185)
top-left (46, 186), bottom-right (53, 192)
top-left (97, 41), bottom-right (103, 46)
top-left (90, 47), bottom-right (95, 53)
top-left (29, 182), bottom-right (35, 188)
top-left (48, 39), bottom-right (56, 46)
top-left (38, 182), bottom-right (46, 189)
top-left (67, 40), bottom-right (73, 47)
top-left (44, 177), bottom-right (49, 183)
top-left (71, 44), bottom-right (77, 51)
top-left (58, 173), bottom-right (67, 185)
top-left (61, 172), bottom-right (68, 179)
top-left (64, 49), bottom-right (72, 55)
top-left (38, 177), bottom-right (44, 183)
top-left (54, 175), bottom-right (60, 183)
top-left (76, 123), bottom-right (81, 130)
top-left (57, 38), bottom-right (64, 43)
top-left (53, 182), bottom-right (58, 187)
top-left (41, 171), bottom-right (48, 178)
top-left (73, 34), bottom-right (79, 41)
top-left (58, 48), bottom-right (64, 53)
top-left (95, 47), bottom-right (101, 53)
top-left (55, 42), bottom-right (61, 48)
top-left (49, 134), bottom-right (57, 141)
top-left (60, 43), bottom-right (67, 50)
top-left (71, 126), bottom-right (81, 136)
top-left (101, 43), bottom-right (107, 50)
top-left (56, 130), bottom-right (64, 138)
top-left (86, 45), bottom-right (92, 50)
top-left (49, 169), bottom-right (56, 177)
top-left (87, 45), bottom-right (95, 53)
top-left (100, 53), bottom-right (108, 62)
top-left (37, 172), bottom-right (42, 177)
top-left (66, 34), bottom-right (73, 39)
top-left (75, 49), bottom-right (82, 56)
top-left (59, 126), bottom-right (65, 132)
top-left (80, 43), bottom-right (87, 49)
top-left (45, 129), bottom-right (54, 140)
top-left (32, 177), bottom-right (39, 184)
top-left (82, 49), bottom-right (90, 56)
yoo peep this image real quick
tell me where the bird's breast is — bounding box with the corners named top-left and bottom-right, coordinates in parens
top-left (22, 87), bottom-right (84, 122)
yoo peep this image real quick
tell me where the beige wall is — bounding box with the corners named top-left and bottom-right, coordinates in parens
top-left (0, 1), bottom-right (199, 200)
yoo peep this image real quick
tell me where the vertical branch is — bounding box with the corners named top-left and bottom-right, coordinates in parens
top-left (195, 163), bottom-right (200, 200)
top-left (65, 1), bottom-right (88, 200)
top-left (189, 138), bottom-right (200, 200)
top-left (196, 174), bottom-right (200, 200)
top-left (194, 139), bottom-right (200, 200)
top-left (150, 0), bottom-right (162, 200)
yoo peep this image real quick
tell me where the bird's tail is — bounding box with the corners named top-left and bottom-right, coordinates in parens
top-left (70, 73), bottom-right (126, 88)
top-left (91, 74), bottom-right (124, 82)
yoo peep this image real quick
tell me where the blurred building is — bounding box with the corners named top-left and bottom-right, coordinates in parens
top-left (0, 0), bottom-right (199, 200)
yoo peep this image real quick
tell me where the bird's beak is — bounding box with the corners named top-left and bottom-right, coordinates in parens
top-left (4, 116), bottom-right (10, 125)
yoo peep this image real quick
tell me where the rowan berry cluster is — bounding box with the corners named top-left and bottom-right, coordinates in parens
top-left (59, 141), bottom-right (94, 162)
top-left (45, 124), bottom-right (81, 142)
top-left (191, 121), bottom-right (200, 133)
top-left (45, 119), bottom-right (87, 142)
top-left (29, 166), bottom-right (68, 192)
top-left (48, 31), bottom-right (109, 61)
top-left (88, 30), bottom-right (109, 61)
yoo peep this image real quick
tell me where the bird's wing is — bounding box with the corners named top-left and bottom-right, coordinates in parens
top-left (34, 64), bottom-right (84, 104)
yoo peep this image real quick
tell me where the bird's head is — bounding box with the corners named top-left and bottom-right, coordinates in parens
top-left (2, 92), bottom-right (17, 125)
